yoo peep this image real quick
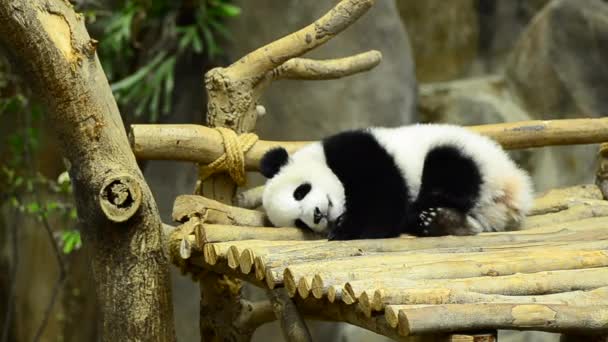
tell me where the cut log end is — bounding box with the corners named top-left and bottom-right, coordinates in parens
top-left (99, 173), bottom-right (142, 222)
top-left (385, 305), bottom-right (400, 328)
top-left (284, 269), bottom-right (297, 297)
top-left (202, 244), bottom-right (218, 265)
top-left (239, 249), bottom-right (256, 274)
top-left (227, 246), bottom-right (240, 269)
top-left (358, 291), bottom-right (373, 317)
top-left (311, 275), bottom-right (325, 299)
top-left (266, 269), bottom-right (280, 289)
top-left (297, 277), bottom-right (312, 299)
top-left (329, 287), bottom-right (342, 304)
top-left (255, 256), bottom-right (267, 280)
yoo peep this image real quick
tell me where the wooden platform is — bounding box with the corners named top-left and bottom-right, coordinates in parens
top-left (169, 184), bottom-right (608, 339)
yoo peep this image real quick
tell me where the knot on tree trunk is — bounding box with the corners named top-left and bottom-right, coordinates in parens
top-left (99, 173), bottom-right (142, 222)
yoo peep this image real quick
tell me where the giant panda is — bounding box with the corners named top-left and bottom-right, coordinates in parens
top-left (260, 124), bottom-right (534, 241)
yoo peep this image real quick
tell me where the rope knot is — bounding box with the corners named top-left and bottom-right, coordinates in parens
top-left (199, 127), bottom-right (258, 186)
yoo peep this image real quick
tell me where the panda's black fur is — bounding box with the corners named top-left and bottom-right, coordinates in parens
top-left (322, 130), bottom-right (482, 240)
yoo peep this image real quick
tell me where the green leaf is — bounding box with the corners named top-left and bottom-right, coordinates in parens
top-left (69, 207), bottom-right (78, 220)
top-left (110, 52), bottom-right (167, 92)
top-left (62, 230), bottom-right (82, 254)
top-left (26, 202), bottom-right (41, 214)
top-left (9, 196), bottom-right (19, 208)
top-left (13, 176), bottom-right (23, 187)
top-left (216, 3), bottom-right (240, 17)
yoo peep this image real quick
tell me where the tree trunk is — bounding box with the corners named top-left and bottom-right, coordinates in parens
top-left (0, 1), bottom-right (175, 341)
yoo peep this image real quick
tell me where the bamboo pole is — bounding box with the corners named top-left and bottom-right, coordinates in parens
top-left (130, 119), bottom-right (608, 167)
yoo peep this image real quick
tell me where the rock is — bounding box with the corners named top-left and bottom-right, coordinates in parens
top-left (476, 0), bottom-right (551, 72)
top-left (506, 0), bottom-right (608, 118)
top-left (397, 0), bottom-right (479, 82)
top-left (503, 0), bottom-right (608, 190)
top-left (418, 75), bottom-right (562, 192)
top-left (225, 0), bottom-right (417, 141)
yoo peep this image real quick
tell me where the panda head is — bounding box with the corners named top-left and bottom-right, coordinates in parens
top-left (260, 146), bottom-right (345, 234)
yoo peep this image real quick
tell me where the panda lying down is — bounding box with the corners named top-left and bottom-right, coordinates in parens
top-left (260, 124), bottom-right (534, 241)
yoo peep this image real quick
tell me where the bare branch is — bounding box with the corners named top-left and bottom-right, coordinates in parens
top-left (270, 51), bottom-right (382, 81)
top-left (130, 118), bottom-right (608, 169)
top-left (234, 300), bottom-right (276, 332)
top-left (266, 288), bottom-right (312, 342)
top-left (225, 0), bottom-right (375, 80)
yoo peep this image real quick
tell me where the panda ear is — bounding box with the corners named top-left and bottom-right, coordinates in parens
top-left (260, 147), bottom-right (289, 178)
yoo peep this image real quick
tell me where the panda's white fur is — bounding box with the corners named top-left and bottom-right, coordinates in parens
top-left (261, 124), bottom-right (534, 239)
top-left (262, 143), bottom-right (346, 233)
top-left (370, 124), bottom-right (534, 233)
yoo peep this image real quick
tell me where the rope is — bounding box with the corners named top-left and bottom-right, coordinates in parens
top-left (199, 127), bottom-right (258, 186)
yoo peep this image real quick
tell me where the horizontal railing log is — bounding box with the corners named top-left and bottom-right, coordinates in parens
top-left (130, 118), bottom-right (608, 170)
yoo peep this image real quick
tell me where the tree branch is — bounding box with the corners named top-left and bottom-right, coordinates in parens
top-left (267, 288), bottom-right (313, 342)
top-left (270, 51), bottom-right (382, 81)
top-left (225, 0), bottom-right (375, 80)
top-left (0, 1), bottom-right (175, 340)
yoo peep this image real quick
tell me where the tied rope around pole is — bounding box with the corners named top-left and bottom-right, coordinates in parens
top-left (198, 127), bottom-right (258, 186)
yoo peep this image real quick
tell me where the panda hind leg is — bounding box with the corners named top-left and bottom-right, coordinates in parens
top-left (416, 207), bottom-right (482, 237)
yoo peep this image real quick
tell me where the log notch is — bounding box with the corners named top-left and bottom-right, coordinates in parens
top-left (192, 0), bottom-right (382, 339)
top-left (0, 1), bottom-right (175, 341)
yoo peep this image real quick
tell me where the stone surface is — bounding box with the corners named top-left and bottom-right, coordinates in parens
top-left (418, 75), bottom-right (563, 192)
top-left (397, 0), bottom-right (479, 82)
top-left (506, 0), bottom-right (608, 118)
top-left (475, 0), bottom-right (551, 73)
top-left (503, 0), bottom-right (608, 191)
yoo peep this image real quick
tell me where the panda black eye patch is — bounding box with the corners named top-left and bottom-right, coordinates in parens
top-left (293, 183), bottom-right (311, 201)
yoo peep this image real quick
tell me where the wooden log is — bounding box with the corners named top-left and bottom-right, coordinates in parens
top-left (345, 267), bottom-right (608, 315)
top-left (202, 242), bottom-right (232, 265)
top-left (523, 200), bottom-right (608, 229)
top-left (281, 241), bottom-right (608, 294)
top-left (373, 286), bottom-right (608, 322)
top-left (130, 119), bottom-right (608, 167)
top-left (173, 195), bottom-right (267, 226)
top-left (530, 184), bottom-right (602, 215)
top-left (392, 304), bottom-right (608, 336)
top-left (254, 216), bottom-right (608, 285)
top-left (196, 224), bottom-right (322, 243)
top-left (238, 241), bottom-right (319, 274)
top-left (284, 238), bottom-right (608, 299)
